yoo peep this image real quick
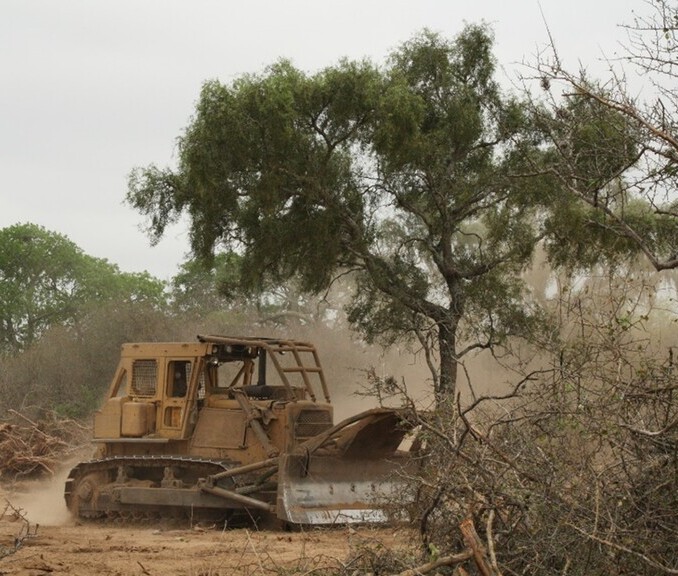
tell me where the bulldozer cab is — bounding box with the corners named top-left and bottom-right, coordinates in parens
top-left (202, 336), bottom-right (331, 401)
top-left (93, 336), bottom-right (332, 444)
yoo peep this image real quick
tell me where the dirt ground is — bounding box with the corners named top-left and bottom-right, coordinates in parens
top-left (0, 473), bottom-right (414, 576)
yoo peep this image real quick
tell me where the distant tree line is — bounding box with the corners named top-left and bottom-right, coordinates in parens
top-left (0, 223), bottom-right (365, 417)
top-left (0, 222), bottom-right (246, 417)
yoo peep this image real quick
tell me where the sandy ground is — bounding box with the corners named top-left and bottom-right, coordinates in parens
top-left (0, 473), bottom-right (413, 576)
top-left (0, 521), bottom-right (408, 576)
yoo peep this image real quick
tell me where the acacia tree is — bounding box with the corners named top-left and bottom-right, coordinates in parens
top-left (128, 26), bottom-right (553, 402)
top-left (169, 253), bottom-right (336, 327)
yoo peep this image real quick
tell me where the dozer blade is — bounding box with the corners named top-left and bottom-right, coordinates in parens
top-left (276, 408), bottom-right (415, 525)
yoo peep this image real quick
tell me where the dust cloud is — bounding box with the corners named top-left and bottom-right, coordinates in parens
top-left (290, 325), bottom-right (518, 418)
top-left (199, 321), bottom-right (517, 418)
top-left (6, 450), bottom-right (90, 527)
top-left (259, 324), bottom-right (435, 420)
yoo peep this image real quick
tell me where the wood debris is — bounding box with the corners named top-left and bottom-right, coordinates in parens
top-left (0, 410), bottom-right (89, 480)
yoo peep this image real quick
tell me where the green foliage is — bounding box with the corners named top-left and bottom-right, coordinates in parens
top-left (540, 176), bottom-right (677, 273)
top-left (127, 25), bottom-right (557, 398)
top-left (0, 223), bottom-right (167, 354)
top-left (532, 68), bottom-right (678, 271)
top-left (170, 252), bottom-right (243, 315)
top-left (561, 92), bottom-right (636, 193)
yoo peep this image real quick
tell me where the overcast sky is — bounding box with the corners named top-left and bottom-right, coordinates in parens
top-left (1, 0), bottom-right (642, 280)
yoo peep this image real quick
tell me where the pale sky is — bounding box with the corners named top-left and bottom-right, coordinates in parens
top-left (1, 0), bottom-right (641, 280)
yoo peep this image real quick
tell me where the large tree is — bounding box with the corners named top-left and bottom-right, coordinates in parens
top-left (0, 223), bottom-right (166, 353)
top-left (128, 26), bottom-right (550, 401)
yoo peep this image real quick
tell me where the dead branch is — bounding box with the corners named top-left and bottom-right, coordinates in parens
top-left (395, 549), bottom-right (474, 576)
top-left (567, 523), bottom-right (678, 575)
top-left (485, 509), bottom-right (500, 573)
top-left (460, 516), bottom-right (503, 576)
top-left (398, 516), bottom-right (503, 576)
top-left (0, 499), bottom-right (39, 559)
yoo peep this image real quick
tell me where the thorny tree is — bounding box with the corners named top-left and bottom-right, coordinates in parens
top-left (399, 264), bottom-right (678, 575)
top-left (127, 25), bottom-right (550, 403)
top-left (530, 0), bottom-right (678, 272)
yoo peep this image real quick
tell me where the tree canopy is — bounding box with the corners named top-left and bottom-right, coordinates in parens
top-left (128, 25), bottom-right (557, 400)
top-left (0, 223), bottom-right (166, 353)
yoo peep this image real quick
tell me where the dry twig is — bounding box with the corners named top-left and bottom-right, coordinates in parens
top-left (0, 499), bottom-right (39, 559)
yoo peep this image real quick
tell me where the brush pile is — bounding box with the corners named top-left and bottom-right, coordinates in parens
top-left (0, 410), bottom-right (89, 480)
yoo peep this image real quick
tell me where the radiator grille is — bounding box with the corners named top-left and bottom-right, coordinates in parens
top-left (294, 410), bottom-right (332, 440)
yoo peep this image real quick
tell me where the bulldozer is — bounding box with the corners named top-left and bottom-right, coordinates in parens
top-left (64, 335), bottom-right (414, 525)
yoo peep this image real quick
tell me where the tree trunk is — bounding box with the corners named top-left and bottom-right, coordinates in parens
top-left (436, 318), bottom-right (458, 403)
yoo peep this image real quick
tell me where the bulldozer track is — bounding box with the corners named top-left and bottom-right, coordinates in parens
top-left (65, 456), bottom-right (245, 523)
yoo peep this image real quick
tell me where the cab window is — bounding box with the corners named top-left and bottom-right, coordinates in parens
top-left (167, 360), bottom-right (190, 397)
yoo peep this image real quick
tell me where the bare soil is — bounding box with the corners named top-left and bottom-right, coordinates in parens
top-left (0, 475), bottom-right (413, 576)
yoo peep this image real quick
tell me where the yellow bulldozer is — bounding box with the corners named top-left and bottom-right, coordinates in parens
top-left (64, 335), bottom-right (414, 525)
